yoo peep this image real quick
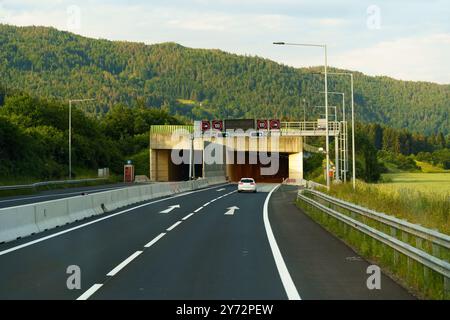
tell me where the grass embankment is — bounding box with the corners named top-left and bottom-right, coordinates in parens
top-left (325, 176), bottom-right (449, 234)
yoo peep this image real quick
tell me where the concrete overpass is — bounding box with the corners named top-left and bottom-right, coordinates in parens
top-left (149, 121), bottom-right (344, 183)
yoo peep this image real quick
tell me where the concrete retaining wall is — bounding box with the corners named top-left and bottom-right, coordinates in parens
top-left (0, 177), bottom-right (226, 244)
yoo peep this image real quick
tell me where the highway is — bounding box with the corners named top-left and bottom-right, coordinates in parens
top-left (0, 183), bottom-right (132, 209)
top-left (0, 183), bottom-right (414, 300)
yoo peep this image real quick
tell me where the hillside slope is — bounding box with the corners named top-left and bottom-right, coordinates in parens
top-left (0, 24), bottom-right (448, 135)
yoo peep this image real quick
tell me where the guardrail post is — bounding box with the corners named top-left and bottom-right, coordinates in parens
top-left (432, 244), bottom-right (440, 258)
top-left (445, 276), bottom-right (449, 297)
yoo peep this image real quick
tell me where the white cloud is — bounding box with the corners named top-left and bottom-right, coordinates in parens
top-left (332, 34), bottom-right (450, 84)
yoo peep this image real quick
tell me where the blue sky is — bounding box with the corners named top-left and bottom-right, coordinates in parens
top-left (1, 0), bottom-right (449, 83)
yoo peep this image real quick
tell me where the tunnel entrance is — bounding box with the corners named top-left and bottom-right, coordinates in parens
top-left (226, 152), bottom-right (289, 183)
top-left (168, 150), bottom-right (203, 181)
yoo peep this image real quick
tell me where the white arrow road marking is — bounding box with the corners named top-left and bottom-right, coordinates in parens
top-left (225, 206), bottom-right (239, 215)
top-left (217, 188), bottom-right (226, 192)
top-left (159, 205), bottom-right (180, 214)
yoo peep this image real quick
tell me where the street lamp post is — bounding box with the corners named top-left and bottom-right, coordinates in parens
top-left (274, 42), bottom-right (330, 190)
top-left (321, 91), bottom-right (346, 182)
top-left (68, 98), bottom-right (95, 179)
top-left (326, 72), bottom-right (356, 189)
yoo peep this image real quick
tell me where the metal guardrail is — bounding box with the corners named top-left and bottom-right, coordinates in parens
top-left (0, 178), bottom-right (108, 191)
top-left (307, 189), bottom-right (450, 250)
top-left (297, 188), bottom-right (450, 285)
top-left (280, 121), bottom-right (340, 134)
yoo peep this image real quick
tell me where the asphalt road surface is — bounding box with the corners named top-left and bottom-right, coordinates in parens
top-left (0, 183), bottom-right (414, 300)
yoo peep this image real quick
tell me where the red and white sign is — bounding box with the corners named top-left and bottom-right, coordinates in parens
top-left (212, 120), bottom-right (223, 131)
top-left (257, 120), bottom-right (268, 130)
top-left (201, 120), bottom-right (211, 132)
top-left (269, 119), bottom-right (281, 130)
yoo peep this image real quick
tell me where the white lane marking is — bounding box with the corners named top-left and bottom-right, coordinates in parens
top-left (210, 199), bottom-right (216, 203)
top-left (76, 284), bottom-right (103, 300)
top-left (0, 183), bottom-right (229, 257)
top-left (107, 251), bottom-right (143, 276)
top-left (166, 221), bottom-right (182, 231)
top-left (263, 184), bottom-right (301, 300)
top-left (182, 213), bottom-right (195, 221)
top-left (144, 233), bottom-right (166, 248)
top-left (224, 206), bottom-right (240, 216)
top-left (216, 188), bottom-right (226, 192)
top-left (203, 202), bottom-right (211, 207)
top-left (0, 185), bottom-right (127, 205)
top-left (159, 204), bottom-right (180, 214)
top-left (194, 207), bottom-right (203, 213)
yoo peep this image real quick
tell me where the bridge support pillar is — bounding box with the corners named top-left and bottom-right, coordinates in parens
top-left (288, 150), bottom-right (303, 180)
top-left (149, 149), bottom-right (170, 182)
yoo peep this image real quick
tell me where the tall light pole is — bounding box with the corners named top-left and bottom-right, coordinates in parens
top-left (326, 72), bottom-right (356, 189)
top-left (274, 42), bottom-right (330, 190)
top-left (69, 98), bottom-right (95, 179)
top-left (321, 91), bottom-right (346, 182)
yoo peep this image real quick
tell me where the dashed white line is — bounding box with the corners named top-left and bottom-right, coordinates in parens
top-left (194, 207), bottom-right (203, 213)
top-left (167, 221), bottom-right (182, 231)
top-left (107, 251), bottom-right (143, 277)
top-left (76, 283), bottom-right (103, 300)
top-left (182, 213), bottom-right (195, 221)
top-left (144, 233), bottom-right (166, 248)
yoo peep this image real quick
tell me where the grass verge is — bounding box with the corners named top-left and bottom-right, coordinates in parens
top-left (323, 180), bottom-right (449, 234)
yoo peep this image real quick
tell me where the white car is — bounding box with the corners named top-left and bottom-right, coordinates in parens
top-left (237, 178), bottom-right (257, 193)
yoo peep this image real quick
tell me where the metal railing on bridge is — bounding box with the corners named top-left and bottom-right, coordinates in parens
top-left (280, 121), bottom-right (340, 135)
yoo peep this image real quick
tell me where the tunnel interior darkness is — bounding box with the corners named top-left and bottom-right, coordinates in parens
top-left (168, 150), bottom-right (203, 181)
top-left (227, 152), bottom-right (289, 183)
top-left (167, 150), bottom-right (290, 183)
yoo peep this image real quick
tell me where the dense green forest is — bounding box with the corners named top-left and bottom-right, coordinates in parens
top-left (0, 24), bottom-right (448, 183)
top-left (0, 24), bottom-right (449, 136)
top-left (0, 87), bottom-right (448, 182)
top-left (0, 89), bottom-right (180, 180)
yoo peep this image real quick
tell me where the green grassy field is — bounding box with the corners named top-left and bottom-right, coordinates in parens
top-left (380, 172), bottom-right (450, 196)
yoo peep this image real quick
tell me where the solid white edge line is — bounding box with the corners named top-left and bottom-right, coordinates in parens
top-left (194, 207), bottom-right (203, 213)
top-left (0, 183), bottom-right (229, 257)
top-left (144, 233), bottom-right (166, 248)
top-left (166, 221), bottom-right (182, 231)
top-left (107, 251), bottom-right (143, 276)
top-left (76, 283), bottom-right (103, 300)
top-left (203, 202), bottom-right (210, 207)
top-left (263, 184), bottom-right (301, 300)
top-left (182, 213), bottom-right (195, 221)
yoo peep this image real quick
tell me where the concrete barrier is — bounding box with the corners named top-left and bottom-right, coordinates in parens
top-left (92, 191), bottom-right (112, 215)
top-left (0, 206), bottom-right (39, 243)
top-left (67, 195), bottom-right (95, 222)
top-left (0, 176), bottom-right (227, 244)
top-left (35, 199), bottom-right (72, 231)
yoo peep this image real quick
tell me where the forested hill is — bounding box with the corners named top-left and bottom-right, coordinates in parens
top-left (0, 24), bottom-right (448, 135)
